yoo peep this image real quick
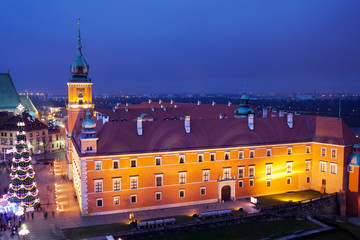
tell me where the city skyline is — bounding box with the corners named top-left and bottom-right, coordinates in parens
top-left (1, 1), bottom-right (360, 94)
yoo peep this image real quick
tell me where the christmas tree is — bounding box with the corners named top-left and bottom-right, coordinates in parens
top-left (8, 104), bottom-right (40, 207)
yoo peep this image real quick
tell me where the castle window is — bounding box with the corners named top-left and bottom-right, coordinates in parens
top-left (155, 174), bottom-right (163, 187)
top-left (249, 150), bottom-right (255, 158)
top-left (330, 163), bottom-right (337, 174)
top-left (306, 177), bottom-right (311, 183)
top-left (266, 179), bottom-right (271, 187)
top-left (249, 166), bottom-right (255, 177)
top-left (155, 157), bottom-right (161, 166)
top-left (113, 196), bottom-right (120, 205)
top-left (287, 177), bottom-right (292, 185)
top-left (95, 161), bottom-right (102, 170)
top-left (113, 160), bottom-right (119, 169)
top-left (113, 178), bottom-right (121, 191)
top-left (223, 167), bottom-right (231, 180)
top-left (286, 162), bottom-right (292, 173)
top-left (179, 155), bottom-right (185, 164)
top-left (306, 146), bottom-right (311, 153)
top-left (239, 151), bottom-right (244, 159)
top-left (249, 179), bottom-right (254, 187)
top-left (287, 147), bottom-right (292, 155)
top-left (202, 170), bottom-right (210, 182)
top-left (210, 153), bottom-right (215, 161)
top-left (94, 179), bottom-right (103, 193)
top-left (266, 149), bottom-right (271, 157)
top-left (320, 161), bottom-right (327, 173)
top-left (96, 198), bottom-right (103, 207)
top-left (305, 160), bottom-right (311, 171)
top-left (348, 165), bottom-right (354, 173)
top-left (130, 158), bottom-right (137, 168)
top-left (179, 172), bottom-right (186, 184)
top-left (200, 187), bottom-right (206, 195)
top-left (321, 147), bottom-right (326, 157)
top-left (238, 180), bottom-right (243, 188)
top-left (331, 149), bottom-right (337, 159)
top-left (130, 176), bottom-right (138, 189)
top-left (179, 189), bottom-right (185, 198)
top-left (130, 194), bottom-right (137, 203)
top-left (225, 152), bottom-right (229, 160)
top-left (266, 164), bottom-right (272, 175)
top-left (198, 154), bottom-right (203, 162)
top-left (238, 167), bottom-right (244, 178)
top-left (155, 192), bottom-right (162, 201)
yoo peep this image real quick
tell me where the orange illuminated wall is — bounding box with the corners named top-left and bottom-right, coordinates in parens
top-left (347, 166), bottom-right (360, 216)
top-left (67, 82), bottom-right (93, 104)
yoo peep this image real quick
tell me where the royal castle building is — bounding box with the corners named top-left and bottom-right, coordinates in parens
top-left (65, 25), bottom-right (360, 217)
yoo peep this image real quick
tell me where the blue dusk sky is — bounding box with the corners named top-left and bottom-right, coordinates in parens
top-left (0, 0), bottom-right (360, 94)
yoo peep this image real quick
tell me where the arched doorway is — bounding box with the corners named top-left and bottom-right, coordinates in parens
top-left (221, 185), bottom-right (231, 201)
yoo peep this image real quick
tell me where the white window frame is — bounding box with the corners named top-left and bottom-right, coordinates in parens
top-left (331, 149), bottom-right (337, 159)
top-left (223, 167), bottom-right (231, 180)
top-left (210, 153), bottom-right (216, 161)
top-left (266, 164), bottom-right (272, 175)
top-left (179, 189), bottom-right (185, 198)
top-left (287, 177), bottom-right (292, 185)
top-left (130, 176), bottom-right (138, 189)
top-left (249, 150), bottom-right (255, 158)
top-left (248, 166), bottom-right (255, 177)
top-left (94, 179), bottom-right (103, 193)
top-left (238, 179), bottom-right (243, 188)
top-left (287, 147), bottom-right (292, 155)
top-left (96, 198), bottom-right (103, 207)
top-left (249, 178), bottom-right (254, 187)
top-left (198, 153), bottom-right (204, 162)
top-left (179, 172), bottom-right (186, 184)
top-left (200, 186), bottom-right (206, 195)
top-left (286, 162), bottom-right (293, 173)
top-left (130, 158), bottom-right (137, 168)
top-left (155, 192), bottom-right (162, 201)
top-left (305, 160), bottom-right (311, 171)
top-left (239, 151), bottom-right (244, 159)
top-left (130, 194), bottom-right (137, 203)
top-left (155, 174), bottom-right (163, 187)
top-left (224, 152), bottom-right (230, 160)
top-left (306, 146), bottom-right (311, 153)
top-left (321, 147), bottom-right (326, 157)
top-left (266, 149), bottom-right (271, 157)
top-left (95, 160), bottom-right (102, 170)
top-left (155, 157), bottom-right (162, 166)
top-left (113, 159), bottom-right (119, 169)
top-left (113, 196), bottom-right (120, 205)
top-left (320, 161), bottom-right (327, 173)
top-left (330, 163), bottom-right (338, 174)
top-left (266, 179), bottom-right (271, 187)
top-left (179, 155), bottom-right (185, 164)
top-left (238, 166), bottom-right (245, 178)
top-left (112, 177), bottom-right (121, 191)
top-left (202, 169), bottom-right (210, 182)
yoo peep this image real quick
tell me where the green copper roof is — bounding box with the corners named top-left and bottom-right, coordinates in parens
top-left (240, 93), bottom-right (249, 100)
top-left (0, 73), bottom-right (21, 110)
top-left (19, 95), bottom-right (38, 117)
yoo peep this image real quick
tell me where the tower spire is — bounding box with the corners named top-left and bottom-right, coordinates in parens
top-left (243, 80), bottom-right (247, 94)
top-left (77, 18), bottom-right (82, 50)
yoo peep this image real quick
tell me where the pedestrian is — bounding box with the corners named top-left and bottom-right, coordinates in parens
top-left (3, 223), bottom-right (6, 231)
top-left (0, 222), bottom-right (3, 231)
top-left (31, 212), bottom-right (34, 220)
top-left (19, 219), bottom-right (22, 227)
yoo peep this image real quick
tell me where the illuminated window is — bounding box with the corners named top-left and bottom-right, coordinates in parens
top-left (306, 146), bottom-right (311, 153)
top-left (113, 160), bottom-right (119, 169)
top-left (305, 160), bottom-right (311, 171)
top-left (223, 167), bottom-right (231, 180)
top-left (113, 196), bottom-right (120, 205)
top-left (200, 187), bottom-right (206, 195)
top-left (225, 152), bottom-right (230, 160)
top-left (331, 149), bottom-right (337, 159)
top-left (155, 157), bottom-right (161, 166)
top-left (238, 180), bottom-right (243, 188)
top-left (179, 189), bottom-right (185, 198)
top-left (320, 161), bottom-right (327, 173)
top-left (210, 153), bottom-right (215, 161)
top-left (113, 178), bottom-right (121, 191)
top-left (179, 172), bottom-right (186, 184)
top-left (266, 149), bottom-right (271, 157)
top-left (249, 150), bottom-right (255, 158)
top-left (286, 162), bottom-right (292, 173)
top-left (94, 179), bottom-right (103, 193)
top-left (179, 155), bottom-right (185, 164)
top-left (155, 192), bottom-right (162, 201)
top-left (130, 194), bottom-right (137, 203)
top-left (287, 177), bottom-right (291, 185)
top-left (130, 176), bottom-right (138, 189)
top-left (266, 179), bottom-right (271, 187)
top-left (130, 158), bottom-right (137, 168)
top-left (249, 166), bottom-right (255, 177)
top-left (198, 154), bottom-right (203, 162)
top-left (155, 174), bottom-right (163, 187)
top-left (266, 164), bottom-right (272, 175)
top-left (330, 163), bottom-right (337, 174)
top-left (95, 161), bottom-right (102, 170)
top-left (202, 170), bottom-right (210, 182)
top-left (239, 151), bottom-right (244, 159)
top-left (249, 179), bottom-right (254, 187)
top-left (321, 147), bottom-right (326, 157)
top-left (287, 147), bottom-right (292, 155)
top-left (96, 198), bottom-right (103, 207)
top-left (238, 167), bottom-right (244, 178)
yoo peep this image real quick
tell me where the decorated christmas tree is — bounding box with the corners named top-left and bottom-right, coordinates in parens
top-left (8, 104), bottom-right (40, 207)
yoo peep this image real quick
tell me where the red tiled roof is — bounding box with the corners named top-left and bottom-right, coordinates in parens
top-left (0, 112), bottom-right (48, 131)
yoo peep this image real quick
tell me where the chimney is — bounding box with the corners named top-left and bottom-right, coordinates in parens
top-left (160, 105), bottom-right (164, 109)
top-left (151, 107), bottom-right (155, 112)
top-left (263, 108), bottom-right (267, 118)
top-left (103, 116), bottom-right (109, 124)
top-left (163, 107), bottom-right (167, 112)
top-left (148, 99), bottom-right (152, 104)
top-left (212, 101), bottom-right (216, 106)
top-left (219, 113), bottom-right (225, 119)
top-left (125, 103), bottom-right (129, 107)
top-left (170, 99), bottom-right (174, 104)
top-left (279, 110), bottom-right (284, 117)
top-left (197, 100), bottom-right (201, 105)
top-left (248, 114), bottom-right (254, 131)
top-left (228, 101), bottom-right (232, 107)
top-left (137, 117), bottom-right (143, 136)
top-left (287, 113), bottom-right (293, 129)
top-left (125, 107), bottom-right (128, 112)
top-left (185, 115), bottom-right (190, 134)
top-left (159, 99), bottom-right (162, 104)
top-left (174, 104), bottom-right (178, 108)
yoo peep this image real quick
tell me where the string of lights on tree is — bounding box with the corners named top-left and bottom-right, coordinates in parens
top-left (8, 104), bottom-right (40, 207)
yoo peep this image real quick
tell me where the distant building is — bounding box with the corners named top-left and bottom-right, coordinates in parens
top-left (0, 73), bottom-right (38, 117)
top-left (66, 26), bottom-right (360, 217)
top-left (295, 94), bottom-right (313, 101)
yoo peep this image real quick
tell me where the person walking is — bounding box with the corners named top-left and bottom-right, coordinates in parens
top-left (31, 212), bottom-right (34, 220)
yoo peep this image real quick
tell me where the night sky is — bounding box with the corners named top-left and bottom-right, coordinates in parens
top-left (1, 1), bottom-right (360, 94)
